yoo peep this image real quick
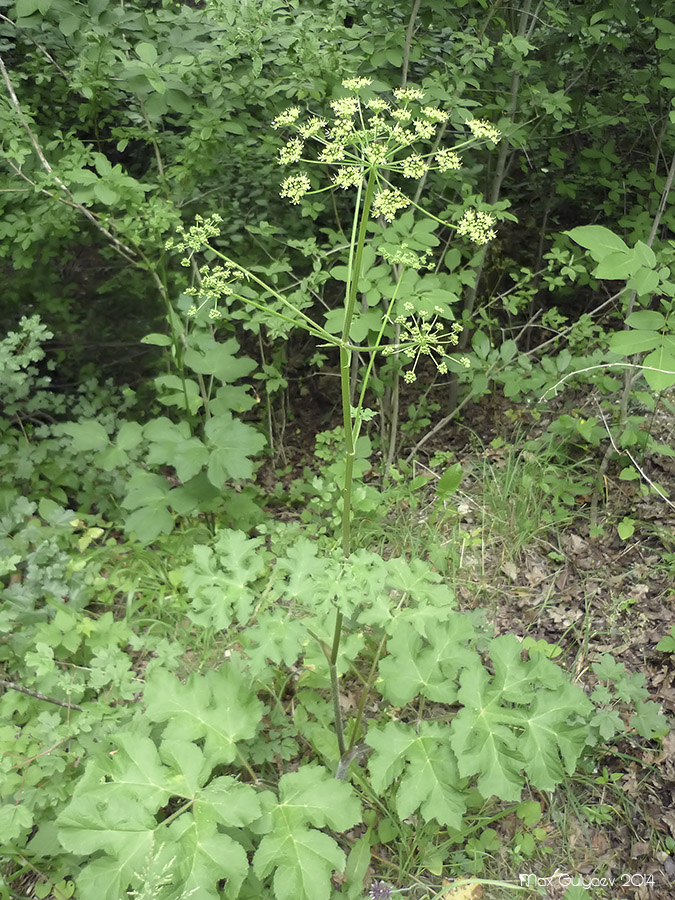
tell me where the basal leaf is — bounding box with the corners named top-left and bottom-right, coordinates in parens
top-left (378, 616), bottom-right (477, 706)
top-left (520, 681), bottom-right (592, 789)
top-left (450, 638), bottom-right (592, 800)
top-left (254, 824), bottom-right (345, 900)
top-left (276, 766), bottom-right (361, 831)
top-left (367, 722), bottom-right (466, 829)
top-left (166, 817), bottom-right (249, 900)
top-left (143, 664), bottom-right (263, 767)
top-left (61, 420), bottom-right (109, 452)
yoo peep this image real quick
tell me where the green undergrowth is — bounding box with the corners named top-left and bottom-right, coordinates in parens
top-left (1, 496), bottom-right (669, 900)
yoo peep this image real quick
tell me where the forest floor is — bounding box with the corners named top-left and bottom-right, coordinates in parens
top-left (277, 385), bottom-right (675, 900)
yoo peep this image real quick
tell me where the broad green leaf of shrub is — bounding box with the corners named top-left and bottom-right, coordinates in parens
top-left (143, 664), bottom-right (263, 767)
top-left (449, 636), bottom-right (592, 800)
top-left (625, 310), bottom-right (666, 330)
top-left (608, 330), bottom-right (661, 355)
top-left (626, 266), bottom-right (660, 296)
top-left (366, 721), bottom-right (467, 829)
top-left (565, 225), bottom-right (629, 260)
top-left (144, 417), bottom-right (209, 482)
top-left (205, 413), bottom-right (266, 484)
top-left (643, 347), bottom-right (675, 391)
top-left (61, 420), bottom-right (109, 452)
top-left (253, 766), bottom-right (360, 900)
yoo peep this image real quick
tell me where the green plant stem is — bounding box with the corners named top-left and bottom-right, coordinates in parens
top-left (329, 610), bottom-right (346, 758)
top-left (329, 167), bottom-right (377, 762)
top-left (339, 167), bottom-right (377, 558)
top-left (346, 631), bottom-right (387, 755)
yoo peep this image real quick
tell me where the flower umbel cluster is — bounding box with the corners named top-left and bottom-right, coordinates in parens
top-left (184, 263), bottom-right (242, 318)
top-left (270, 77), bottom-right (500, 241)
top-left (456, 209), bottom-right (497, 245)
top-left (383, 303), bottom-right (467, 382)
top-left (467, 117), bottom-right (502, 142)
top-left (165, 213), bottom-right (222, 256)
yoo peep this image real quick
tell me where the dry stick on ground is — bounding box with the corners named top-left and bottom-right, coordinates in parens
top-left (589, 148), bottom-right (675, 530)
top-left (0, 678), bottom-right (83, 711)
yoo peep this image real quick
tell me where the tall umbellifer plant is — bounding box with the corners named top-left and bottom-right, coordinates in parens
top-left (166, 77), bottom-right (500, 760)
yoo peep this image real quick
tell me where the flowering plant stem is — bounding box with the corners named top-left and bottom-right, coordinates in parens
top-left (332, 166), bottom-right (377, 760)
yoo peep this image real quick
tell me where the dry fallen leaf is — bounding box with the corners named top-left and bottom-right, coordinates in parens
top-left (440, 879), bottom-right (483, 900)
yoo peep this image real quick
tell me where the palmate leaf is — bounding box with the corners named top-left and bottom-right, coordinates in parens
top-left (163, 817), bottom-right (250, 900)
top-left (253, 766), bottom-right (361, 900)
top-left (366, 721), bottom-right (467, 829)
top-left (450, 636), bottom-right (592, 801)
top-left (378, 616), bottom-right (478, 706)
top-left (520, 680), bottom-right (592, 789)
top-left (143, 664), bottom-right (264, 767)
top-left (57, 713), bottom-right (264, 900)
top-left (181, 530), bottom-right (267, 630)
top-left (205, 412), bottom-right (266, 484)
top-left (254, 823), bottom-right (345, 900)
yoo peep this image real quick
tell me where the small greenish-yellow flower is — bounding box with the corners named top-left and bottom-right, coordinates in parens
top-left (365, 144), bottom-right (389, 165)
top-left (188, 305), bottom-right (198, 316)
top-left (280, 173), bottom-right (311, 204)
top-left (169, 213), bottom-right (223, 254)
top-left (342, 76), bottom-right (372, 91)
top-left (272, 106), bottom-right (301, 129)
top-left (299, 116), bottom-right (327, 137)
top-left (330, 96), bottom-right (360, 118)
top-left (437, 361), bottom-right (448, 374)
top-left (394, 86), bottom-right (425, 102)
top-left (332, 167), bottom-right (364, 190)
top-left (200, 265), bottom-right (235, 298)
top-left (456, 208), bottom-right (496, 244)
top-left (208, 307), bottom-right (222, 320)
top-left (278, 138), bottom-right (304, 165)
top-left (403, 302), bottom-right (414, 312)
top-left (422, 106), bottom-right (449, 123)
top-left (413, 119), bottom-right (436, 140)
top-left (329, 121), bottom-right (355, 144)
top-left (389, 124), bottom-right (414, 144)
top-left (401, 154), bottom-right (427, 179)
top-left (435, 148), bottom-right (462, 172)
top-left (371, 189), bottom-right (410, 222)
top-left (319, 142), bottom-right (346, 163)
top-left (380, 244), bottom-right (433, 270)
top-left (391, 108), bottom-right (412, 123)
top-left (460, 356), bottom-right (471, 368)
top-left (467, 118), bottom-right (501, 142)
top-left (404, 370), bottom-right (417, 383)
top-left (370, 114), bottom-right (387, 130)
top-left (366, 97), bottom-right (389, 112)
